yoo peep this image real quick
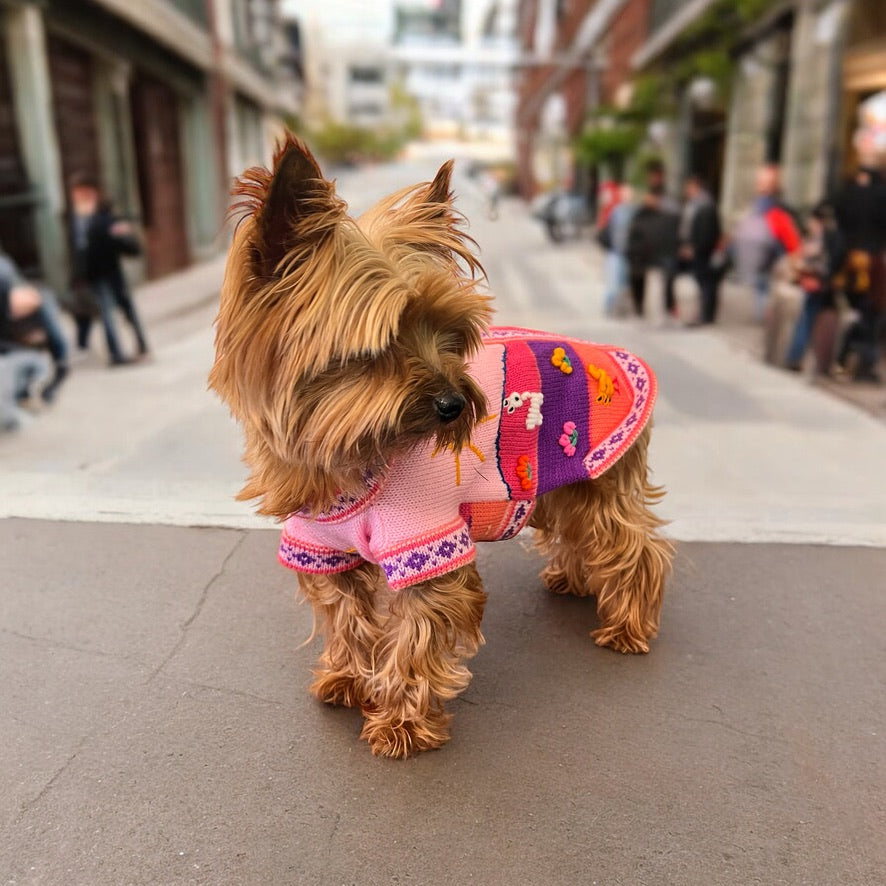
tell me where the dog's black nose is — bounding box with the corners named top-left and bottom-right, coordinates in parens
top-left (434, 392), bottom-right (466, 423)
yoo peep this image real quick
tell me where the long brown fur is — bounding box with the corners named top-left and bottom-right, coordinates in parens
top-left (210, 134), bottom-right (673, 758)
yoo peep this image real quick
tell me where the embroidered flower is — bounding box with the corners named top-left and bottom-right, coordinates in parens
top-left (551, 347), bottom-right (573, 374)
top-left (515, 455), bottom-right (534, 491)
top-left (586, 363), bottom-right (615, 405)
top-left (559, 421), bottom-right (578, 457)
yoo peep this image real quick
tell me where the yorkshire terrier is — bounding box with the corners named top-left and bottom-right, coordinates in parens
top-left (210, 135), bottom-right (673, 758)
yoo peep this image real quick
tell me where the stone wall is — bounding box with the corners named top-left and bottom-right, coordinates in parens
top-left (781, 0), bottom-right (847, 210)
top-left (719, 31), bottom-right (783, 225)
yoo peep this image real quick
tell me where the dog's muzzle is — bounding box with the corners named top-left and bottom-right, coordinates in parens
top-left (434, 392), bottom-right (466, 423)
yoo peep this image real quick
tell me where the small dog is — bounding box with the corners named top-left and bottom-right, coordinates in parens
top-left (210, 135), bottom-right (673, 758)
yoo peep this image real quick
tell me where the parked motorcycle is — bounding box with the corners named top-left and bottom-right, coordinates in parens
top-left (531, 191), bottom-right (592, 243)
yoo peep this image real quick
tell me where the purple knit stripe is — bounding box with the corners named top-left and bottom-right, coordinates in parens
top-left (499, 500), bottom-right (535, 540)
top-left (300, 472), bottom-right (383, 524)
top-left (527, 340), bottom-right (591, 496)
top-left (277, 538), bottom-right (362, 574)
top-left (379, 522), bottom-right (476, 591)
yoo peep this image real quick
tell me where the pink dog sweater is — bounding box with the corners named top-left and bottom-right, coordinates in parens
top-left (279, 327), bottom-right (657, 590)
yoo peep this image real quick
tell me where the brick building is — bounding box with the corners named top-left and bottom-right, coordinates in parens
top-left (514, 0), bottom-right (886, 231)
top-left (0, 0), bottom-right (300, 290)
top-left (629, 0), bottom-right (886, 223)
top-left (514, 0), bottom-right (651, 199)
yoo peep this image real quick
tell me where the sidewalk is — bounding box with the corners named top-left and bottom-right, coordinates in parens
top-left (132, 234), bottom-right (885, 424)
top-left (703, 275), bottom-right (886, 422)
top-left (579, 240), bottom-right (886, 423)
top-left (134, 250), bottom-right (228, 327)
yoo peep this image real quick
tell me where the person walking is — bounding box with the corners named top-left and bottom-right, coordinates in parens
top-left (784, 204), bottom-right (846, 375)
top-left (678, 175), bottom-right (722, 325)
top-left (731, 164), bottom-right (802, 321)
top-left (598, 183), bottom-right (636, 316)
top-left (68, 174), bottom-right (150, 366)
top-left (832, 99), bottom-right (886, 383)
top-left (626, 184), bottom-right (679, 319)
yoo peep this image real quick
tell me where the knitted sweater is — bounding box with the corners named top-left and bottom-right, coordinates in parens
top-left (279, 327), bottom-right (657, 590)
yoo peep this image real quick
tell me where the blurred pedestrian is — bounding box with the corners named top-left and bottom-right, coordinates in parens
top-left (479, 168), bottom-right (500, 221)
top-left (678, 174), bottom-right (723, 325)
top-left (597, 183), bottom-right (635, 316)
top-left (644, 159), bottom-right (681, 317)
top-left (0, 253), bottom-right (70, 402)
top-left (625, 182), bottom-right (679, 318)
top-left (784, 204), bottom-right (846, 375)
top-left (68, 174), bottom-right (150, 366)
top-left (731, 163), bottom-right (802, 321)
top-left (595, 177), bottom-right (621, 233)
top-left (0, 349), bottom-right (51, 431)
top-left (832, 96), bottom-right (886, 383)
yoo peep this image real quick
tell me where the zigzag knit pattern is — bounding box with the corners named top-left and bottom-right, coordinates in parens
top-left (278, 327), bottom-right (657, 590)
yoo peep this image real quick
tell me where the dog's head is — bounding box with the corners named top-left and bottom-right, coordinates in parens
top-left (210, 135), bottom-right (492, 518)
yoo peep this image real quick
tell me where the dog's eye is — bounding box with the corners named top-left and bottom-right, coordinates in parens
top-left (436, 330), bottom-right (468, 357)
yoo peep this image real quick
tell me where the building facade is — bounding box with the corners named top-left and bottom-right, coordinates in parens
top-left (0, 0), bottom-right (300, 290)
top-left (514, 0), bottom-right (646, 198)
top-left (392, 0), bottom-right (519, 149)
top-left (515, 0), bottom-right (886, 225)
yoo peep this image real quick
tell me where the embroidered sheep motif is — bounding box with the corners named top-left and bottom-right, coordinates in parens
top-left (503, 391), bottom-right (544, 430)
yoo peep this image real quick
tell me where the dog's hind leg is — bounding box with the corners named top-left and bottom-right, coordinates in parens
top-left (531, 425), bottom-right (673, 654)
top-left (298, 563), bottom-right (386, 708)
top-left (360, 564), bottom-right (486, 758)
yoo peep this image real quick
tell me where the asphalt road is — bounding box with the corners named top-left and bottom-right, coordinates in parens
top-left (2, 521), bottom-right (883, 885)
top-left (1, 152), bottom-right (884, 885)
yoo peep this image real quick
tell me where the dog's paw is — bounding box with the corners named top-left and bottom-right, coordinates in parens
top-left (359, 709), bottom-right (452, 758)
top-left (310, 671), bottom-right (365, 708)
top-left (591, 627), bottom-right (652, 655)
top-left (541, 565), bottom-right (573, 595)
top-left (540, 565), bottom-right (591, 597)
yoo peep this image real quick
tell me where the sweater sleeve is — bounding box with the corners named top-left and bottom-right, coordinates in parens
top-left (374, 517), bottom-right (475, 591)
top-left (278, 515), bottom-right (363, 577)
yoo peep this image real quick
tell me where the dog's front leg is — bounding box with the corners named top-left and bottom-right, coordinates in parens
top-left (298, 563), bottom-right (386, 708)
top-left (360, 564), bottom-right (486, 758)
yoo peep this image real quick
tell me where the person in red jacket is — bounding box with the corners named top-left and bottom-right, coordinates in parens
top-left (731, 164), bottom-right (803, 320)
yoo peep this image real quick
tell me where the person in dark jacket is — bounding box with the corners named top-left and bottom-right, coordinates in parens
top-left (831, 138), bottom-right (886, 382)
top-left (69, 174), bottom-right (150, 366)
top-left (679, 175), bottom-right (723, 324)
top-left (625, 185), bottom-right (679, 317)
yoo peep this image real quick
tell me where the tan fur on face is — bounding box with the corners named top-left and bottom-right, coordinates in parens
top-left (210, 135), bottom-right (492, 516)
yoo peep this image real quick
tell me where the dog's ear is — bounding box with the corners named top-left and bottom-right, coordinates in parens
top-left (424, 160), bottom-right (454, 206)
top-left (231, 135), bottom-right (342, 276)
top-left (257, 143), bottom-right (324, 268)
top-left (403, 159), bottom-right (483, 277)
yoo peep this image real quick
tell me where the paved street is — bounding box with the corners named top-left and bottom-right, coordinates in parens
top-left (2, 156), bottom-right (885, 885)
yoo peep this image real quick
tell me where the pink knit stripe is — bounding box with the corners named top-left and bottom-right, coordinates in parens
top-left (378, 519), bottom-right (476, 590)
top-left (278, 535), bottom-right (362, 575)
top-left (498, 338), bottom-right (542, 499)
